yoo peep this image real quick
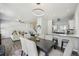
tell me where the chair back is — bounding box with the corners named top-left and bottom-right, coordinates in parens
top-left (20, 37), bottom-right (28, 55)
top-left (20, 37), bottom-right (38, 56)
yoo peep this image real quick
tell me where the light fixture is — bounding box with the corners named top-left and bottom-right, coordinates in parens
top-left (32, 8), bottom-right (45, 16)
top-left (36, 3), bottom-right (40, 5)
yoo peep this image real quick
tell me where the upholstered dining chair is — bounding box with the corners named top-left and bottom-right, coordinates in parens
top-left (20, 37), bottom-right (28, 56)
top-left (20, 37), bottom-right (38, 56)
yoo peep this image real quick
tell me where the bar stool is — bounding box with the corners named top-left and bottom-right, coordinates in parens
top-left (52, 37), bottom-right (58, 49)
top-left (61, 39), bottom-right (69, 51)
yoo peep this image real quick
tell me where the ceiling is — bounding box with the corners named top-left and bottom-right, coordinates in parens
top-left (0, 3), bottom-right (78, 22)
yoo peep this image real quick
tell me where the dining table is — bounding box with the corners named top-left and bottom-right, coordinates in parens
top-left (28, 36), bottom-right (55, 56)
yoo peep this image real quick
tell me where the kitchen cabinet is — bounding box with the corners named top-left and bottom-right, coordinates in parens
top-left (47, 34), bottom-right (79, 52)
top-left (48, 19), bottom-right (68, 34)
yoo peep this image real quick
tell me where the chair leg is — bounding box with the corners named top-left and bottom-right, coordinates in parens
top-left (21, 50), bottom-right (23, 56)
top-left (21, 50), bottom-right (28, 56)
top-left (61, 41), bottom-right (63, 50)
top-left (37, 48), bottom-right (40, 55)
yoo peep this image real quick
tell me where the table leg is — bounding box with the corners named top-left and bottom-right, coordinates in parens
top-left (61, 41), bottom-right (63, 50)
top-left (21, 50), bottom-right (23, 56)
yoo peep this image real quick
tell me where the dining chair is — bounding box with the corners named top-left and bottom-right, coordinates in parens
top-left (20, 37), bottom-right (38, 56)
top-left (63, 40), bottom-right (73, 56)
top-left (20, 37), bottom-right (28, 56)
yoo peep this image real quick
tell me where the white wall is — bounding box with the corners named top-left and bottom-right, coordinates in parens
top-left (1, 22), bottom-right (33, 38)
top-left (75, 5), bottom-right (79, 36)
top-left (75, 4), bottom-right (79, 53)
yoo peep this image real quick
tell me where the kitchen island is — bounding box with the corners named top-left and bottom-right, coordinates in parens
top-left (46, 33), bottom-right (79, 53)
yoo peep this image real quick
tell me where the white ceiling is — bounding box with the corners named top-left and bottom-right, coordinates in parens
top-left (0, 3), bottom-right (78, 23)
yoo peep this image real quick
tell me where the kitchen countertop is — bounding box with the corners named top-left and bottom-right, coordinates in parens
top-left (47, 33), bottom-right (79, 38)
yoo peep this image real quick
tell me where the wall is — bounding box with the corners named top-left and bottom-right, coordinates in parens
top-left (75, 4), bottom-right (79, 36)
top-left (1, 22), bottom-right (33, 38)
top-left (75, 4), bottom-right (79, 53)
